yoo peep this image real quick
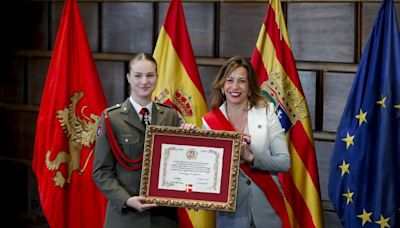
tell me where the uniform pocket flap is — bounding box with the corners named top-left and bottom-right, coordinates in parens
top-left (116, 134), bottom-right (139, 144)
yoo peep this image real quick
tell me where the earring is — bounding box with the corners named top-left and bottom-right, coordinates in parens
top-left (221, 89), bottom-right (225, 96)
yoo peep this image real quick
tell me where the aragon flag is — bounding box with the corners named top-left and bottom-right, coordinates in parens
top-left (32, 0), bottom-right (107, 227)
top-left (328, 0), bottom-right (400, 226)
top-left (250, 0), bottom-right (324, 227)
top-left (152, 0), bottom-right (214, 227)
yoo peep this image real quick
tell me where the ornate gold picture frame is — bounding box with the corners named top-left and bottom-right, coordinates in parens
top-left (140, 125), bottom-right (242, 212)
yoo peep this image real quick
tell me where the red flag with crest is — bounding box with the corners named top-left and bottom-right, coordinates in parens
top-left (32, 0), bottom-right (107, 227)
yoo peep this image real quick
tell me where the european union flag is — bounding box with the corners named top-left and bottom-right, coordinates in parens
top-left (328, 0), bottom-right (400, 227)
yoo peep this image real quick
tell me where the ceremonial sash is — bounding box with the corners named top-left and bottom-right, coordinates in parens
top-left (103, 111), bottom-right (143, 171)
top-left (203, 109), bottom-right (290, 228)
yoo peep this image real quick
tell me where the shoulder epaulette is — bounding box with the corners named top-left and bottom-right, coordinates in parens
top-left (155, 102), bottom-right (173, 109)
top-left (105, 103), bottom-right (121, 113)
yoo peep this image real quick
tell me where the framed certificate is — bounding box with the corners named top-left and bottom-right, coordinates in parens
top-left (139, 125), bottom-right (242, 212)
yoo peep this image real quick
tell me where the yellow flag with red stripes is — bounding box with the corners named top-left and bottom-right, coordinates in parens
top-left (152, 0), bottom-right (214, 227)
top-left (251, 0), bottom-right (324, 227)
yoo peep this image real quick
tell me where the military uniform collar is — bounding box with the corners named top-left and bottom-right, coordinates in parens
top-left (120, 99), bottom-right (145, 132)
top-left (119, 99), bottom-right (168, 132)
top-left (128, 96), bottom-right (153, 117)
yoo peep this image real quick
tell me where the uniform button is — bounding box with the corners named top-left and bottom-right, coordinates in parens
top-left (125, 138), bottom-right (129, 143)
top-left (246, 179), bottom-right (251, 185)
top-left (123, 107), bottom-right (127, 111)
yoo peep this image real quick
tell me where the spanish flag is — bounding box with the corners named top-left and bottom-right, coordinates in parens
top-left (251, 0), bottom-right (324, 227)
top-left (152, 0), bottom-right (214, 227)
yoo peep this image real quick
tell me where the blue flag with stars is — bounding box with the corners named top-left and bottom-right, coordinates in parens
top-left (328, 0), bottom-right (400, 227)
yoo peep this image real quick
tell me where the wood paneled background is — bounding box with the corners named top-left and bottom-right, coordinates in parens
top-left (1, 0), bottom-right (399, 227)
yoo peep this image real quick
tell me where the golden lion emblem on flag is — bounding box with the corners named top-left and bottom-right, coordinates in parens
top-left (45, 92), bottom-right (100, 188)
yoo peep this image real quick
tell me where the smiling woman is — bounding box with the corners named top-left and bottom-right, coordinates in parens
top-left (210, 56), bottom-right (264, 111)
top-left (202, 55), bottom-right (291, 228)
top-left (92, 53), bottom-right (182, 228)
top-left (223, 66), bottom-right (249, 106)
top-left (126, 53), bottom-right (158, 106)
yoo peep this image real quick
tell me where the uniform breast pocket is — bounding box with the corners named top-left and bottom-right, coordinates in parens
top-left (116, 134), bottom-right (142, 158)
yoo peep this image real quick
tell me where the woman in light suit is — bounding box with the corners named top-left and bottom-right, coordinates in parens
top-left (202, 56), bottom-right (291, 228)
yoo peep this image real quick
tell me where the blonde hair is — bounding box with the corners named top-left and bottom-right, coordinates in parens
top-left (128, 52), bottom-right (157, 73)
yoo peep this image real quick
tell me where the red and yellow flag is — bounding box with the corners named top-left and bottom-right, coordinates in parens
top-left (251, 0), bottom-right (324, 227)
top-left (152, 0), bottom-right (214, 227)
top-left (32, 0), bottom-right (107, 227)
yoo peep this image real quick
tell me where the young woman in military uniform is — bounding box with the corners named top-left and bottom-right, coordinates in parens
top-left (93, 53), bottom-right (186, 228)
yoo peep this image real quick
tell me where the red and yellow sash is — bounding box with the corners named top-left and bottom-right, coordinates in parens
top-left (203, 109), bottom-right (290, 228)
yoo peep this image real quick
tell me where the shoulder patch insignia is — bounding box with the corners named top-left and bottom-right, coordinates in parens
top-left (97, 124), bottom-right (102, 139)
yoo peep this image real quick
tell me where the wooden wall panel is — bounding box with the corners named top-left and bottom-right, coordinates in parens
top-left (0, 110), bottom-right (37, 159)
top-left (323, 211), bottom-right (342, 228)
top-left (314, 141), bottom-right (342, 226)
top-left (51, 2), bottom-right (99, 51)
top-left (361, 3), bottom-right (380, 50)
top-left (198, 65), bottom-right (220, 109)
top-left (361, 3), bottom-right (400, 51)
top-left (288, 3), bottom-right (355, 63)
top-left (96, 61), bottom-right (126, 106)
top-left (27, 58), bottom-right (50, 105)
top-left (219, 3), bottom-right (268, 58)
top-left (323, 72), bottom-right (355, 132)
top-left (18, 2), bottom-right (48, 50)
top-left (315, 140), bottom-right (335, 201)
top-left (0, 161), bottom-right (29, 223)
top-left (158, 3), bottom-right (215, 57)
top-left (1, 58), bottom-right (25, 104)
top-left (102, 3), bottom-right (154, 54)
top-left (299, 71), bottom-right (317, 130)
top-left (28, 167), bottom-right (43, 218)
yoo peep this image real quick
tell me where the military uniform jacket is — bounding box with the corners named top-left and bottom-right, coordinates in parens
top-left (92, 99), bottom-right (180, 228)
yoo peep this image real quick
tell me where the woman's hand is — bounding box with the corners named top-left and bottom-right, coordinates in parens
top-left (180, 123), bottom-right (197, 130)
top-left (125, 196), bottom-right (157, 212)
top-left (241, 133), bottom-right (254, 163)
